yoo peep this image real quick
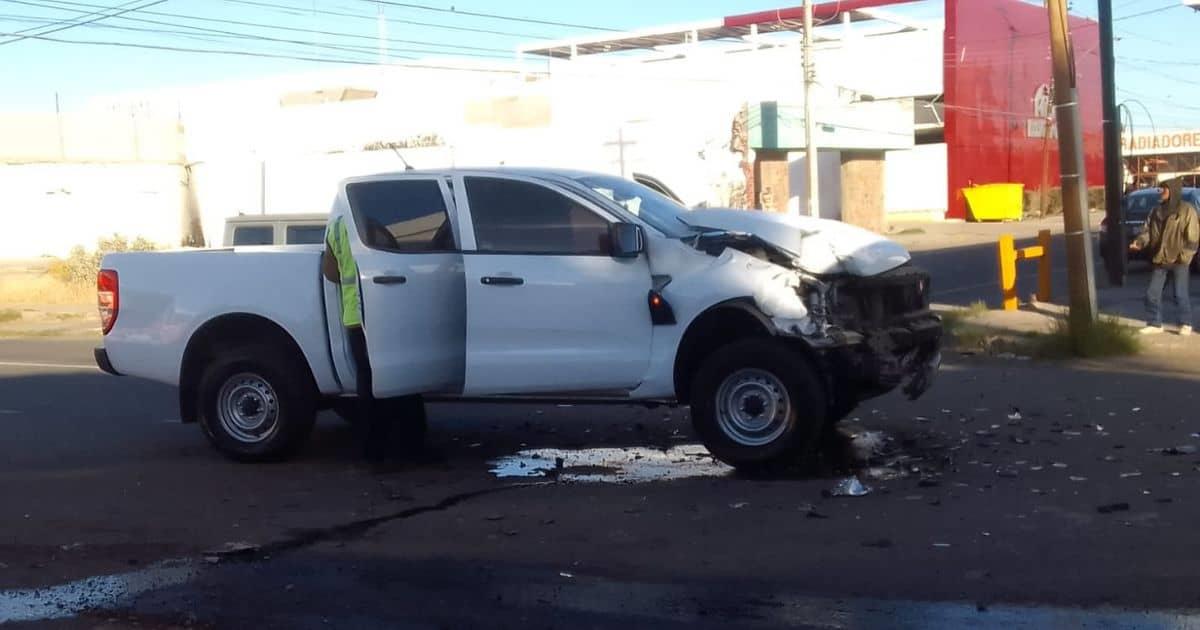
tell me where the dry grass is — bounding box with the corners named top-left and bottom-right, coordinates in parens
top-left (0, 272), bottom-right (92, 306)
top-left (1030, 315), bottom-right (1141, 359)
top-left (0, 308), bottom-right (19, 323)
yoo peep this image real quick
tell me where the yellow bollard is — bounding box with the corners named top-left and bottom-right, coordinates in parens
top-left (997, 229), bottom-right (1053, 310)
top-left (1036, 229), bottom-right (1052, 302)
top-left (998, 234), bottom-right (1019, 311)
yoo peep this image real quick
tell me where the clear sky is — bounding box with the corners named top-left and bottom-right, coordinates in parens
top-left (0, 0), bottom-right (1195, 133)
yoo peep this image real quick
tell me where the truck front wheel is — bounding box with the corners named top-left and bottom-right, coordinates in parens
top-left (197, 344), bottom-right (317, 462)
top-left (690, 339), bottom-right (827, 471)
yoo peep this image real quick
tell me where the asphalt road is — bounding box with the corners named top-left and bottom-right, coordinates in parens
top-left (6, 336), bottom-right (1200, 628)
top-left (909, 233), bottom-right (1076, 308)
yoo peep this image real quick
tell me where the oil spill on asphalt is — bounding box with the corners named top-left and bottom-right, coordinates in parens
top-left (489, 444), bottom-right (733, 482)
top-left (0, 560), bottom-right (197, 624)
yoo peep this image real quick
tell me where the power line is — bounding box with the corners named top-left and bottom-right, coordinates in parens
top-left (1114, 3), bottom-right (1177, 21)
top-left (7, 0), bottom-right (136, 34)
top-left (0, 0), bottom-right (161, 44)
top-left (220, 0), bottom-right (553, 39)
top-left (5, 0), bottom-right (512, 53)
top-left (0, 12), bottom-right (520, 60)
top-left (0, 27), bottom-right (541, 74)
top-left (0, 0), bottom-right (515, 59)
top-left (362, 0), bottom-right (618, 32)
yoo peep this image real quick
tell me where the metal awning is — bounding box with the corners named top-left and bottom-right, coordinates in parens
top-left (519, 0), bottom-right (926, 58)
top-left (518, 19), bottom-right (799, 59)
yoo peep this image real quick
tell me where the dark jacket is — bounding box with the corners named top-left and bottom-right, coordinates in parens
top-left (1135, 180), bottom-right (1200, 266)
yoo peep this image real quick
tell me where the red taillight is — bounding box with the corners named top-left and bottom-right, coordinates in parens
top-left (98, 269), bottom-right (119, 335)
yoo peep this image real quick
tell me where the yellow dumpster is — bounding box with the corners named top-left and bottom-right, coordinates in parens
top-left (963, 183), bottom-right (1025, 222)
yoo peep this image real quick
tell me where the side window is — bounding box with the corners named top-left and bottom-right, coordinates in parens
top-left (465, 177), bottom-right (611, 255)
top-left (346, 180), bottom-right (455, 253)
top-left (286, 225), bottom-right (327, 245)
top-left (232, 226), bottom-right (272, 246)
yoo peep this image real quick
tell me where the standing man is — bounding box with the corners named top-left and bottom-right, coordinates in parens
top-left (323, 215), bottom-right (391, 459)
top-left (1131, 179), bottom-right (1200, 335)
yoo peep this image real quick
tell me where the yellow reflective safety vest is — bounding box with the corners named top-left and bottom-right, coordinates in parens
top-left (326, 216), bottom-right (363, 328)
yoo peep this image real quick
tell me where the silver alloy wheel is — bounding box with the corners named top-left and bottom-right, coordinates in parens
top-left (217, 372), bottom-right (280, 444)
top-left (714, 368), bottom-right (791, 447)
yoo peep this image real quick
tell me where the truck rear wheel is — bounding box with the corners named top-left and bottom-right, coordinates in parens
top-left (197, 344), bottom-right (316, 462)
top-left (690, 339), bottom-right (827, 472)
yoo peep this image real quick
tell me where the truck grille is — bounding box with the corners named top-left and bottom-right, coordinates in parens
top-left (832, 265), bottom-right (931, 328)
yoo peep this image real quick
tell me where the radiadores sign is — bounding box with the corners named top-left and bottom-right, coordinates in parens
top-left (1122, 131), bottom-right (1200, 155)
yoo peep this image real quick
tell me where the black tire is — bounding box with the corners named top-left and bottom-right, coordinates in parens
top-left (197, 344), bottom-right (317, 462)
top-left (690, 338), bottom-right (827, 471)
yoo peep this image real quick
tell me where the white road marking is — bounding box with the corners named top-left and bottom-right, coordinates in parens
top-left (0, 361), bottom-right (99, 371)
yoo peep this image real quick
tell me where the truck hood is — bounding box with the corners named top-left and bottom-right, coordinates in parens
top-left (683, 208), bottom-right (911, 276)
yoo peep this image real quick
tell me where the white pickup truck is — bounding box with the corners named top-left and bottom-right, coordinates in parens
top-left (95, 168), bottom-right (941, 470)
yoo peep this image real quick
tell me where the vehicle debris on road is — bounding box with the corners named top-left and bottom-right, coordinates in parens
top-left (824, 477), bottom-right (873, 497)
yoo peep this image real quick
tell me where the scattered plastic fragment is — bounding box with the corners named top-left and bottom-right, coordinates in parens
top-left (932, 543), bottom-right (952, 548)
top-left (1119, 472), bottom-right (1143, 479)
top-left (729, 502), bottom-right (749, 509)
top-left (824, 477), bottom-right (872, 497)
top-left (1153, 445), bottom-right (1198, 456)
top-left (1069, 476), bottom-right (1088, 482)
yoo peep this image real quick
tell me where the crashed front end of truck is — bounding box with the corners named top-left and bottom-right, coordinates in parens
top-left (694, 230), bottom-right (942, 403)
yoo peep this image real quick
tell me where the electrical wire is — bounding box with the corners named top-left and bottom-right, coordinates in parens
top-left (7, 0), bottom-right (137, 34)
top-left (0, 0), bottom-right (160, 44)
top-left (361, 0), bottom-right (618, 32)
top-left (3, 0), bottom-right (513, 52)
top-left (0, 0), bottom-right (514, 59)
top-left (221, 0), bottom-right (553, 39)
top-left (1108, 2), bottom-right (1176, 21)
top-left (0, 28), bottom-right (545, 74)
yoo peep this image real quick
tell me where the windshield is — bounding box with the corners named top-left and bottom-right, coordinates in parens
top-left (574, 174), bottom-right (697, 238)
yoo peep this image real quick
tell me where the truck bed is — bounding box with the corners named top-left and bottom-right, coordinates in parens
top-left (102, 246), bottom-right (342, 394)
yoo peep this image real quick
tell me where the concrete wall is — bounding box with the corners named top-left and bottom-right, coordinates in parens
top-left (885, 144), bottom-right (948, 215)
top-left (0, 112), bottom-right (183, 163)
top-left (2, 163), bottom-right (185, 258)
top-left (787, 151), bottom-right (844, 220)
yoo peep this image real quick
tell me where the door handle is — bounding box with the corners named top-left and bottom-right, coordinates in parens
top-left (481, 276), bottom-right (524, 286)
top-left (373, 275), bottom-right (407, 285)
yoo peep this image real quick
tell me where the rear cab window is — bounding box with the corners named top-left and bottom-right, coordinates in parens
top-left (232, 226), bottom-right (273, 246)
top-left (286, 225), bottom-right (327, 245)
top-left (346, 179), bottom-right (456, 252)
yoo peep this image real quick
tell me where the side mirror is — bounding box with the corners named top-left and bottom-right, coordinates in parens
top-left (610, 223), bottom-right (645, 259)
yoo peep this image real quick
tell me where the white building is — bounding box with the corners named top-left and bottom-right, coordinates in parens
top-left (2, 7), bottom-right (948, 257)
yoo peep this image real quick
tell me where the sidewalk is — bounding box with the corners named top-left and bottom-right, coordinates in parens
top-left (888, 212), bottom-right (1103, 253)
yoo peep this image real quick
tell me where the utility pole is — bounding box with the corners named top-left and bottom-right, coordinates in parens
top-left (377, 1), bottom-right (388, 64)
top-left (802, 0), bottom-right (820, 218)
top-left (1098, 0), bottom-right (1126, 286)
top-left (1046, 0), bottom-right (1098, 328)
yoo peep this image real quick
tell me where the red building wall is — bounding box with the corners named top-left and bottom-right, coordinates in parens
top-left (943, 0), bottom-right (1104, 220)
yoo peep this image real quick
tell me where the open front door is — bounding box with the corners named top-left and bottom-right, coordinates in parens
top-left (340, 175), bottom-right (466, 398)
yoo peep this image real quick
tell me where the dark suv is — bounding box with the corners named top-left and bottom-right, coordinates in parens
top-left (1100, 187), bottom-right (1200, 274)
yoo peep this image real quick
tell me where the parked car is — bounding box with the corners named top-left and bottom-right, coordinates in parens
top-left (223, 213), bottom-right (329, 247)
top-left (1100, 187), bottom-right (1200, 273)
top-left (94, 168), bottom-right (941, 470)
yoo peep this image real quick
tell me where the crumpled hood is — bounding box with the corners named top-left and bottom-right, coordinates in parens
top-left (683, 208), bottom-right (911, 276)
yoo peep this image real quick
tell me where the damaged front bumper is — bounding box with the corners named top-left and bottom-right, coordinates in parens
top-left (825, 313), bottom-right (944, 401)
top-left (806, 265), bottom-right (944, 402)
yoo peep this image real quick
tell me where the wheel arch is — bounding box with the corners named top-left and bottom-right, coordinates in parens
top-left (673, 299), bottom-right (806, 405)
top-left (179, 313), bottom-right (316, 424)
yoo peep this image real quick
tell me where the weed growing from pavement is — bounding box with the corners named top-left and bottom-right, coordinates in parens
top-left (1031, 315), bottom-right (1141, 359)
top-left (940, 301), bottom-right (992, 350)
